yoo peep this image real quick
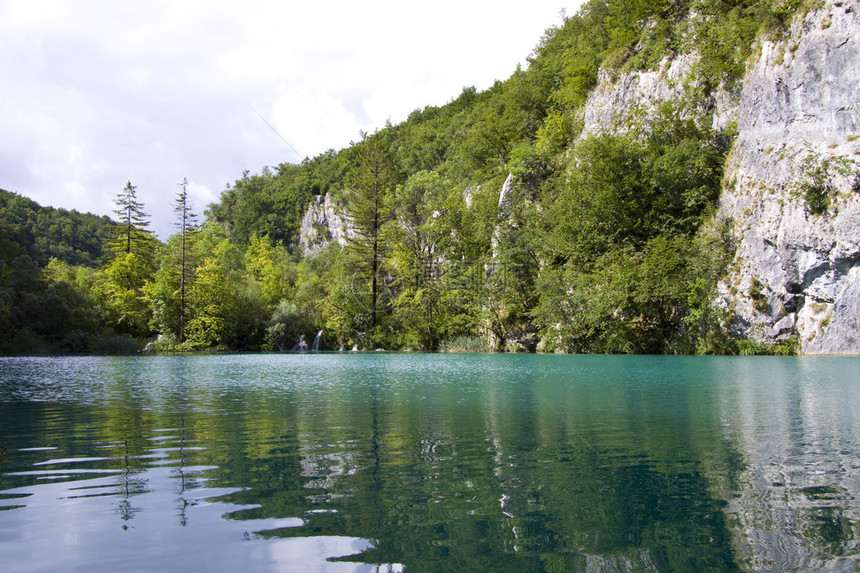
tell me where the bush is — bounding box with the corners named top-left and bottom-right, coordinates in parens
top-left (265, 300), bottom-right (317, 351)
top-left (58, 330), bottom-right (93, 354)
top-left (92, 335), bottom-right (139, 355)
top-left (144, 334), bottom-right (180, 353)
top-left (736, 338), bottom-right (796, 356)
top-left (439, 335), bottom-right (491, 353)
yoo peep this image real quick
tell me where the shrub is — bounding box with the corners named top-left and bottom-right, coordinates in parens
top-left (58, 330), bottom-right (93, 354)
top-left (92, 335), bottom-right (139, 355)
top-left (737, 338), bottom-right (796, 356)
top-left (439, 335), bottom-right (491, 353)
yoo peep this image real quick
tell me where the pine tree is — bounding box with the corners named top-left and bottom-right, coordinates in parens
top-left (110, 181), bottom-right (153, 257)
top-left (345, 136), bottom-right (398, 331)
top-left (96, 181), bottom-right (157, 339)
top-left (174, 178), bottom-right (198, 342)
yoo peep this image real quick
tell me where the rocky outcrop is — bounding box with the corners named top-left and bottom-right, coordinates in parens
top-left (573, 0), bottom-right (860, 354)
top-left (579, 53), bottom-right (698, 137)
top-left (297, 194), bottom-right (355, 255)
top-left (497, 173), bottom-right (515, 216)
top-left (715, 0), bottom-right (860, 353)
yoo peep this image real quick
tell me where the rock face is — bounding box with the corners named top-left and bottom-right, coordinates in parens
top-left (298, 194), bottom-right (355, 255)
top-left (715, 0), bottom-right (860, 353)
top-left (497, 173), bottom-right (515, 216)
top-left (579, 53), bottom-right (698, 137)
top-left (574, 0), bottom-right (860, 354)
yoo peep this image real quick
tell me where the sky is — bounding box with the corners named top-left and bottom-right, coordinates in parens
top-left (1, 0), bottom-right (581, 239)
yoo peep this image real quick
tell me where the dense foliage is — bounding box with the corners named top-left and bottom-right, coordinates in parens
top-left (1, 189), bottom-right (118, 354)
top-left (1, 188), bottom-right (113, 267)
top-left (2, 0), bottom-right (807, 355)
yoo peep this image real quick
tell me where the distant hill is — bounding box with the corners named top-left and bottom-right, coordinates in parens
top-left (0, 188), bottom-right (115, 267)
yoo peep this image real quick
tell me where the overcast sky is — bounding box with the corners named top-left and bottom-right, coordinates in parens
top-left (1, 0), bottom-right (579, 238)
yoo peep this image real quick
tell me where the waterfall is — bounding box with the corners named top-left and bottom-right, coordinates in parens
top-left (292, 334), bottom-right (307, 352)
top-left (312, 330), bottom-right (322, 352)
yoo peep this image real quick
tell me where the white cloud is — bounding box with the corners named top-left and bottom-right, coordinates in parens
top-left (187, 181), bottom-right (217, 210)
top-left (0, 0), bottom-right (579, 238)
top-left (268, 87), bottom-right (360, 159)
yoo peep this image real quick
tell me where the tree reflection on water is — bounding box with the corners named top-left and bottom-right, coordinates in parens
top-left (0, 354), bottom-right (859, 571)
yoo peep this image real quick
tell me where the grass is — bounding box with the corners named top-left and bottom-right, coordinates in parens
top-left (439, 336), bottom-right (491, 353)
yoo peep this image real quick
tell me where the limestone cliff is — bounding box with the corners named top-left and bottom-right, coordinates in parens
top-left (573, 0), bottom-right (860, 354)
top-left (716, 0), bottom-right (860, 354)
top-left (579, 53), bottom-right (700, 138)
top-left (297, 193), bottom-right (354, 255)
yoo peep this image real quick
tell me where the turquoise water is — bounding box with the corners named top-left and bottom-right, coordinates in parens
top-left (1, 354), bottom-right (859, 571)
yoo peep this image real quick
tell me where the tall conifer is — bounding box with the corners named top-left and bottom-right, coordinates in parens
top-left (174, 178), bottom-right (198, 342)
top-left (110, 181), bottom-right (153, 257)
top-left (97, 181), bottom-right (156, 338)
top-left (345, 136), bottom-right (397, 331)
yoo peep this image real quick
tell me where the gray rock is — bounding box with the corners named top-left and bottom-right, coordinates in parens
top-left (579, 54), bottom-right (698, 137)
top-left (498, 173), bottom-right (515, 214)
top-left (716, 0), bottom-right (860, 353)
top-left (768, 314), bottom-right (797, 340)
top-left (574, 0), bottom-right (860, 353)
top-left (297, 194), bottom-right (355, 255)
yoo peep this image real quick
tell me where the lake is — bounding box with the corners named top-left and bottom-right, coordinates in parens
top-left (1, 353), bottom-right (859, 572)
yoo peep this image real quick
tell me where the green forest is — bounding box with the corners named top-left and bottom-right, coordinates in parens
top-left (1, 0), bottom-right (808, 356)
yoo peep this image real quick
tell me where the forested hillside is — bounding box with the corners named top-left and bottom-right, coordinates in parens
top-left (1, 189), bottom-right (116, 354)
top-left (202, 0), bottom-right (808, 354)
top-left (3, 0), bottom-right (845, 355)
top-left (1, 189), bottom-right (113, 267)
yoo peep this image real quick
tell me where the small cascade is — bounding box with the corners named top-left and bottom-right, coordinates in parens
top-left (311, 330), bottom-right (322, 352)
top-left (292, 334), bottom-right (307, 352)
top-left (351, 331), bottom-right (364, 352)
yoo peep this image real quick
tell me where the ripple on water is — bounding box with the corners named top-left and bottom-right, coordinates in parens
top-left (1, 354), bottom-right (860, 571)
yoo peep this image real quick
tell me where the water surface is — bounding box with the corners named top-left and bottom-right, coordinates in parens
top-left (1, 354), bottom-right (859, 571)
